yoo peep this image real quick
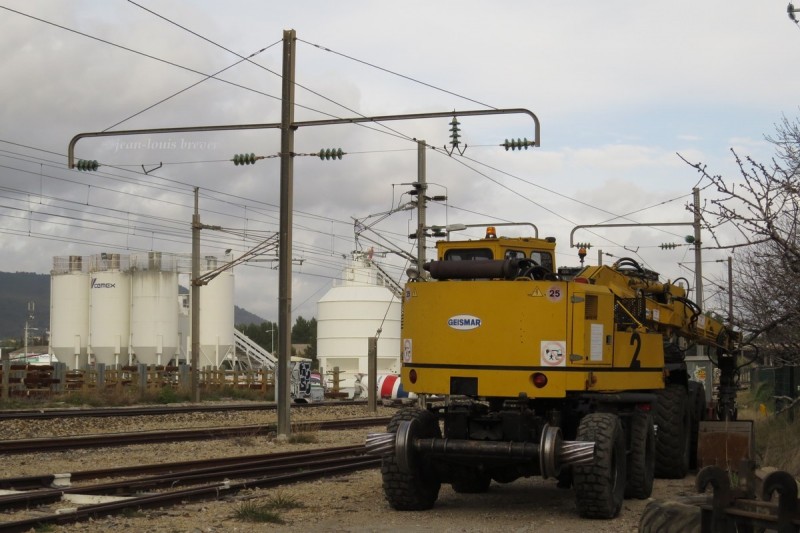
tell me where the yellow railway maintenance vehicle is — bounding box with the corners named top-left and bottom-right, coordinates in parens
top-left (366, 225), bottom-right (738, 519)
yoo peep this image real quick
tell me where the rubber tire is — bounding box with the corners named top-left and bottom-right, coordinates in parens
top-left (654, 383), bottom-right (691, 479)
top-left (573, 413), bottom-right (626, 519)
top-left (451, 467), bottom-right (492, 493)
top-left (638, 497), bottom-right (706, 533)
top-left (625, 411), bottom-right (655, 499)
top-left (688, 381), bottom-right (706, 470)
top-left (381, 407), bottom-right (442, 510)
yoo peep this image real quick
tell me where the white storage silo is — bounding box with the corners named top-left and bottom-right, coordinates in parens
top-left (88, 253), bottom-right (131, 367)
top-left (192, 256), bottom-right (235, 368)
top-left (316, 253), bottom-right (401, 392)
top-left (50, 256), bottom-right (90, 369)
top-left (130, 252), bottom-right (179, 366)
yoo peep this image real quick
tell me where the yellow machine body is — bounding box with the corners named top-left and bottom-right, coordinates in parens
top-left (401, 233), bottom-right (730, 400)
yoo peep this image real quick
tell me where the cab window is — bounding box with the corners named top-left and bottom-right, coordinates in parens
top-left (531, 251), bottom-right (554, 270)
top-left (444, 248), bottom-right (493, 261)
top-left (504, 250), bottom-right (526, 260)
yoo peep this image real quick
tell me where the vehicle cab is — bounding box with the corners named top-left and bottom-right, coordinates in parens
top-left (433, 225), bottom-right (556, 273)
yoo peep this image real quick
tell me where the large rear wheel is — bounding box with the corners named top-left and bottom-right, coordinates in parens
top-left (381, 407), bottom-right (442, 510)
top-left (574, 413), bottom-right (626, 518)
top-left (654, 383), bottom-right (691, 479)
top-left (625, 410), bottom-right (655, 499)
top-left (688, 381), bottom-right (706, 470)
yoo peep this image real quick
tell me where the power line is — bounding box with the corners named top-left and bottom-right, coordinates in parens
top-left (103, 41), bottom-right (282, 132)
top-left (122, 3), bottom-right (432, 150)
top-left (298, 38), bottom-right (497, 111)
top-left (0, 9), bottom-right (706, 280)
top-left (0, 5), bottom-right (281, 101)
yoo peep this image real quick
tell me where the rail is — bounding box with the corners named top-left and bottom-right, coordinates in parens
top-left (0, 417), bottom-right (391, 453)
top-left (0, 399), bottom-right (367, 420)
top-left (0, 445), bottom-right (379, 533)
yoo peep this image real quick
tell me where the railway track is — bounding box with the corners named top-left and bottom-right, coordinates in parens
top-left (0, 399), bottom-right (368, 420)
top-left (0, 445), bottom-right (380, 533)
top-left (0, 416), bottom-right (391, 453)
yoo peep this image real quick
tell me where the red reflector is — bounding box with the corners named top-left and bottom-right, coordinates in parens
top-left (409, 369), bottom-right (418, 384)
top-left (637, 402), bottom-right (652, 412)
top-left (532, 372), bottom-right (548, 388)
top-left (574, 277), bottom-right (589, 284)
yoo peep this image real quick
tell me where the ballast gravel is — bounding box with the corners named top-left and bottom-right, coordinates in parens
top-left (0, 402), bottom-right (696, 532)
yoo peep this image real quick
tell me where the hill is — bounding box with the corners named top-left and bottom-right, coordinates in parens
top-left (234, 305), bottom-right (266, 326)
top-left (0, 272), bottom-right (267, 342)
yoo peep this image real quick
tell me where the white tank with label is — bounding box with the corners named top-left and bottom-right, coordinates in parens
top-left (316, 253), bottom-right (401, 392)
top-left (130, 252), bottom-right (179, 366)
top-left (50, 256), bottom-right (90, 369)
top-left (88, 253), bottom-right (131, 367)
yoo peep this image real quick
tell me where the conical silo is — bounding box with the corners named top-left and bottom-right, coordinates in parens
top-left (50, 255), bottom-right (90, 369)
top-left (316, 253), bottom-right (401, 391)
top-left (130, 252), bottom-right (179, 366)
top-left (88, 253), bottom-right (131, 367)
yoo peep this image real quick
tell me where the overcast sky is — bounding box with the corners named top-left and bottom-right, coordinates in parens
top-left (1, 1), bottom-right (798, 323)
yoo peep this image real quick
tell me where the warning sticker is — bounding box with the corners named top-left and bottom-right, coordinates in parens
top-left (403, 339), bottom-right (412, 363)
top-left (528, 287), bottom-right (543, 297)
top-left (541, 341), bottom-right (566, 367)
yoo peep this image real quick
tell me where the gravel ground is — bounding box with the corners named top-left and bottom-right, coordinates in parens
top-left (0, 403), bottom-right (698, 532)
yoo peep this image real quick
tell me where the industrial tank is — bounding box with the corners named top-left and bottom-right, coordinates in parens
top-left (193, 255), bottom-right (235, 368)
top-left (129, 252), bottom-right (179, 366)
top-left (88, 253), bottom-right (131, 367)
top-left (316, 253), bottom-right (401, 392)
top-left (50, 256), bottom-right (90, 369)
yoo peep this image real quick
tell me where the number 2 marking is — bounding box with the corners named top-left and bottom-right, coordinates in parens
top-left (629, 331), bottom-right (641, 369)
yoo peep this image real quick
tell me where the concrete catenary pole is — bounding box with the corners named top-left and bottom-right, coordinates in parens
top-left (191, 187), bottom-right (201, 402)
top-left (277, 29), bottom-right (296, 438)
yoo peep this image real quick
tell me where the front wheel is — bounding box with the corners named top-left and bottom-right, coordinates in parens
top-left (573, 413), bottom-right (626, 518)
top-left (381, 407), bottom-right (442, 510)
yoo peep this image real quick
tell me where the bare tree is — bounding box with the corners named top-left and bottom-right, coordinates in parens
top-left (680, 114), bottom-right (800, 366)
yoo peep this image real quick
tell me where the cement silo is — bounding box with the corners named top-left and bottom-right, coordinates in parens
top-left (88, 253), bottom-right (131, 367)
top-left (50, 256), bottom-right (90, 369)
top-left (316, 253), bottom-right (401, 392)
top-left (193, 255), bottom-right (235, 368)
top-left (130, 252), bottom-right (179, 366)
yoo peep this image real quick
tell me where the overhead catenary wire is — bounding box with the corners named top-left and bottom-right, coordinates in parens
top-left (0, 138), bottom-right (440, 262)
top-left (102, 40), bottom-right (282, 132)
top-left (0, 7), bottom-right (731, 299)
top-left (4, 6), bottom-right (688, 254)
